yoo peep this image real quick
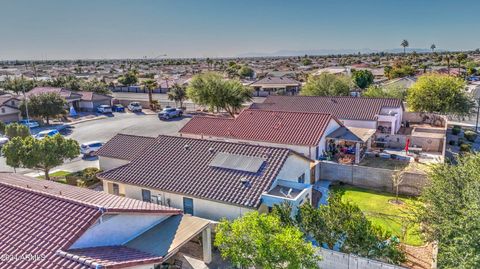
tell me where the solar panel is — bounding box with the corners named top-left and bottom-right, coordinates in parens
top-left (210, 152), bottom-right (265, 173)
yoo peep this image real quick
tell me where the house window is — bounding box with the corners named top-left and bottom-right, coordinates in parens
top-left (1, 108), bottom-right (4, 113)
top-left (298, 173), bottom-right (306, 184)
top-left (151, 195), bottom-right (161, 205)
top-left (112, 183), bottom-right (119, 196)
top-left (141, 189), bottom-right (151, 202)
top-left (10, 101), bottom-right (15, 106)
top-left (183, 197), bottom-right (194, 215)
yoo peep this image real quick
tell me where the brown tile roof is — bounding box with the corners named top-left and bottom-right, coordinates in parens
top-left (76, 91), bottom-right (112, 101)
top-left (96, 133), bottom-right (157, 161)
top-left (0, 173), bottom-right (181, 214)
top-left (0, 173), bottom-right (180, 268)
top-left (27, 87), bottom-right (78, 99)
top-left (180, 109), bottom-right (339, 146)
top-left (0, 175), bottom-right (101, 268)
top-left (250, 76), bottom-right (301, 86)
top-left (98, 135), bottom-right (293, 208)
top-left (57, 246), bottom-right (163, 268)
top-left (250, 96), bottom-right (404, 121)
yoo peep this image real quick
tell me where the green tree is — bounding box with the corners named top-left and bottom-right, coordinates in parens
top-left (418, 154), bottom-right (480, 268)
top-left (186, 72), bottom-right (252, 117)
top-left (456, 53), bottom-right (468, 74)
top-left (214, 211), bottom-right (320, 269)
top-left (362, 85), bottom-right (406, 100)
top-left (5, 123), bottom-right (30, 139)
top-left (2, 135), bottom-right (79, 180)
top-left (0, 121), bottom-right (6, 135)
top-left (237, 65), bottom-right (254, 78)
top-left (302, 58), bottom-right (313, 66)
top-left (46, 75), bottom-right (83, 91)
top-left (23, 93), bottom-right (66, 124)
top-left (401, 39), bottom-right (409, 55)
top-left (465, 61), bottom-right (478, 76)
top-left (167, 83), bottom-right (187, 108)
top-left (301, 73), bottom-right (352, 96)
top-left (141, 79), bottom-right (158, 110)
top-left (2, 76), bottom-right (36, 94)
top-left (407, 74), bottom-right (475, 117)
top-left (1, 137), bottom-right (24, 172)
top-left (352, 69), bottom-right (374, 89)
top-left (118, 69), bottom-right (139, 86)
top-left (81, 79), bottom-right (112, 95)
top-left (430, 44), bottom-right (436, 53)
top-left (297, 195), bottom-right (405, 264)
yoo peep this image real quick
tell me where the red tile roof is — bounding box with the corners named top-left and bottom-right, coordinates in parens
top-left (57, 246), bottom-right (163, 268)
top-left (98, 135), bottom-right (293, 208)
top-left (96, 134), bottom-right (157, 161)
top-left (250, 96), bottom-right (404, 121)
top-left (0, 173), bottom-right (180, 269)
top-left (0, 173), bottom-right (181, 214)
top-left (27, 87), bottom-right (78, 99)
top-left (180, 109), bottom-right (340, 146)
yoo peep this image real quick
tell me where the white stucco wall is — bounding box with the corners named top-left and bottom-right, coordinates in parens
top-left (0, 105), bottom-right (20, 115)
top-left (379, 107), bottom-right (403, 133)
top-left (277, 154), bottom-right (312, 183)
top-left (99, 156), bottom-right (130, 171)
top-left (103, 180), bottom-right (254, 221)
top-left (318, 119), bottom-right (342, 157)
top-left (71, 213), bottom-right (168, 249)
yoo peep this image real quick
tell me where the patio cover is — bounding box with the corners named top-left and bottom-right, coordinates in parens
top-left (126, 214), bottom-right (211, 260)
top-left (326, 126), bottom-right (376, 143)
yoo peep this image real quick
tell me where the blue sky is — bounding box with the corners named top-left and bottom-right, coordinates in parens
top-left (1, 0), bottom-right (479, 60)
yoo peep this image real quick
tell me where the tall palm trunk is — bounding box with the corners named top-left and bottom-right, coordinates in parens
top-left (148, 88), bottom-right (153, 109)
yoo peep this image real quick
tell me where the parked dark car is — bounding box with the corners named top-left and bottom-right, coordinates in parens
top-left (112, 104), bottom-right (125, 112)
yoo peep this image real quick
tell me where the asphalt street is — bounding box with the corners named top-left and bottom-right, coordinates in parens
top-left (0, 112), bottom-right (191, 175)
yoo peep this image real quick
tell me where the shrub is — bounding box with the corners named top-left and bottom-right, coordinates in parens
top-left (460, 143), bottom-right (471, 152)
top-left (451, 126), bottom-right (461, 135)
top-left (463, 130), bottom-right (477, 142)
top-left (449, 140), bottom-right (456, 146)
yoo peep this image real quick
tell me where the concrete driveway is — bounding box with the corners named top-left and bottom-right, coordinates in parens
top-left (0, 112), bottom-right (192, 174)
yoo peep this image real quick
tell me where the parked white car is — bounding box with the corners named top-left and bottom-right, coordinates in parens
top-left (80, 141), bottom-right (104, 157)
top-left (97, 105), bottom-right (113, 114)
top-left (34, 129), bottom-right (60, 140)
top-left (19, 119), bottom-right (40, 128)
top-left (128, 102), bottom-right (143, 112)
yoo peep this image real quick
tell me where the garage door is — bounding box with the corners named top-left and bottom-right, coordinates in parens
top-left (0, 113), bottom-right (20, 123)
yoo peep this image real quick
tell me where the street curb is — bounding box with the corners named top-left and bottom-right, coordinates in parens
top-left (65, 116), bottom-right (108, 126)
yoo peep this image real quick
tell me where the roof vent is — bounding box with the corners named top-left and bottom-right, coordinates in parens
top-left (43, 185), bottom-right (48, 189)
top-left (208, 147), bottom-right (215, 153)
top-left (240, 177), bottom-right (251, 187)
top-left (331, 99), bottom-right (337, 103)
top-left (26, 184), bottom-right (30, 188)
top-left (184, 144), bottom-right (190, 150)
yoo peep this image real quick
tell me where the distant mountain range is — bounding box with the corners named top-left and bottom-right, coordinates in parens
top-left (237, 48), bottom-right (446, 57)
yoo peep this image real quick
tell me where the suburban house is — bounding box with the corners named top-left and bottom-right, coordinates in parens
top-left (0, 94), bottom-right (21, 122)
top-left (27, 87), bottom-right (112, 112)
top-left (380, 76), bottom-right (417, 91)
top-left (97, 134), bottom-right (314, 220)
top-left (250, 96), bottom-right (446, 161)
top-left (249, 76), bottom-right (301, 96)
top-left (179, 109), bottom-right (344, 161)
top-left (0, 172), bottom-right (213, 268)
top-left (250, 96), bottom-right (405, 135)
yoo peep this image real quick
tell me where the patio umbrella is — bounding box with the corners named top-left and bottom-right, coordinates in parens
top-left (405, 138), bottom-right (410, 154)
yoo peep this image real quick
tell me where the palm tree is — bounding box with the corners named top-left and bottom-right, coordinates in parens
top-left (142, 79), bottom-right (158, 110)
top-left (430, 44), bottom-right (436, 53)
top-left (445, 54), bottom-right (451, 74)
top-left (168, 83), bottom-right (187, 108)
top-left (401, 39), bottom-right (409, 55)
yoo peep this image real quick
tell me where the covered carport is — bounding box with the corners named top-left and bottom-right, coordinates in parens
top-left (126, 214), bottom-right (213, 267)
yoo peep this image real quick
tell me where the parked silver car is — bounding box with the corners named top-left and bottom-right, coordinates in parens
top-left (158, 107), bottom-right (183, 120)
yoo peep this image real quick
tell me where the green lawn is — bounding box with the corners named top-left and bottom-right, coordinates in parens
top-left (332, 185), bottom-right (425, 246)
top-left (36, 170), bottom-right (71, 183)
